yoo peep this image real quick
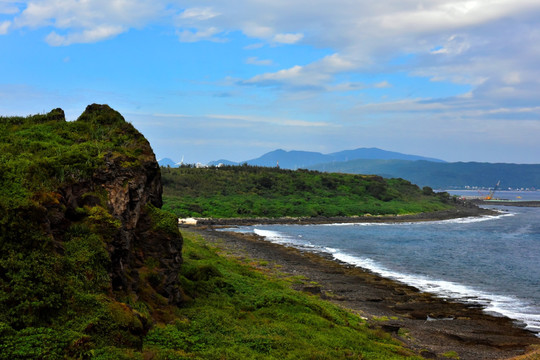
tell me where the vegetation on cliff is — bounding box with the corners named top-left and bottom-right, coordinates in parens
top-left (0, 105), bottom-right (183, 358)
top-left (162, 165), bottom-right (454, 218)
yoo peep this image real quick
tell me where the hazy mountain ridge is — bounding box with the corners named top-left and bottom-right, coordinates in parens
top-left (157, 157), bottom-right (178, 167)
top-left (165, 148), bottom-right (539, 188)
top-left (308, 159), bottom-right (540, 189)
top-left (204, 147), bottom-right (445, 168)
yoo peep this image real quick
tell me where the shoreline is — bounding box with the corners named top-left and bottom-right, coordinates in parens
top-left (189, 204), bottom-right (498, 226)
top-left (183, 210), bottom-right (540, 359)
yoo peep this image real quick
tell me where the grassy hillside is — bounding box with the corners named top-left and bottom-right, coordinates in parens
top-left (162, 165), bottom-right (454, 218)
top-left (141, 230), bottom-right (423, 359)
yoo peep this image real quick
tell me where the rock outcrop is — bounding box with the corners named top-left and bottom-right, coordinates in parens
top-left (67, 104), bottom-right (183, 303)
top-left (0, 104), bottom-right (184, 355)
top-left (2, 104), bottom-right (183, 304)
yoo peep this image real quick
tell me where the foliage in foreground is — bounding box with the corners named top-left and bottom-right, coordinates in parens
top-left (162, 165), bottom-right (454, 218)
top-left (0, 229), bottom-right (423, 359)
top-left (142, 230), bottom-right (421, 359)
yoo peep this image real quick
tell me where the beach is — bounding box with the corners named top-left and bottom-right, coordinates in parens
top-left (182, 220), bottom-right (540, 360)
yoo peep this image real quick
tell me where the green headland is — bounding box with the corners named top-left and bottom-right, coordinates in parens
top-left (162, 165), bottom-right (455, 219)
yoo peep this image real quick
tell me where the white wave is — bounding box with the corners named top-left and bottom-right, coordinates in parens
top-left (318, 212), bottom-right (515, 227)
top-left (253, 229), bottom-right (291, 244)
top-left (435, 213), bottom-right (515, 225)
top-left (319, 222), bottom-right (392, 227)
top-left (241, 225), bottom-right (539, 335)
top-left (326, 248), bottom-right (540, 335)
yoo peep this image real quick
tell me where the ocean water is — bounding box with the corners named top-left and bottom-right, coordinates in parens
top-left (446, 190), bottom-right (540, 201)
top-left (226, 206), bottom-right (540, 335)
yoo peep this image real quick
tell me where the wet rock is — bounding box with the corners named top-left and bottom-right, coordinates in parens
top-left (381, 324), bottom-right (401, 334)
top-left (303, 285), bottom-right (322, 294)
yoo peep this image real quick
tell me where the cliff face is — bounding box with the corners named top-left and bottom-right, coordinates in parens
top-left (0, 104), bottom-right (183, 353)
top-left (60, 104), bottom-right (183, 303)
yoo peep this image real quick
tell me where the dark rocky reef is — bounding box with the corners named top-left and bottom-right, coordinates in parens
top-left (195, 204), bottom-right (496, 226)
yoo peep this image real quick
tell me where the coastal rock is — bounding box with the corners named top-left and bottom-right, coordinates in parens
top-left (46, 104), bottom-right (183, 303)
top-left (1, 105), bottom-right (185, 354)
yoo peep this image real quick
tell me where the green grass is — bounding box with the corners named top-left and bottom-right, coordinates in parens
top-left (142, 230), bottom-right (422, 360)
top-left (162, 166), bottom-right (455, 219)
top-left (441, 350), bottom-right (460, 359)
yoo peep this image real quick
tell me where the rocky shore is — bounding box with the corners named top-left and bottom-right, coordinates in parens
top-left (183, 211), bottom-right (540, 359)
top-left (194, 204), bottom-right (497, 226)
top-left (475, 199), bottom-right (540, 207)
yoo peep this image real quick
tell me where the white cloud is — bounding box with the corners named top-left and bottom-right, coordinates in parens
top-left (12, 0), bottom-right (163, 44)
top-left (430, 34), bottom-right (470, 55)
top-left (246, 57), bottom-right (274, 66)
top-left (375, 0), bottom-right (538, 33)
top-left (208, 113), bottom-right (334, 127)
top-left (272, 32), bottom-right (303, 44)
top-left (177, 26), bottom-right (222, 42)
top-left (46, 25), bottom-right (125, 46)
top-left (503, 72), bottom-right (522, 85)
top-left (374, 81), bottom-right (391, 88)
top-left (179, 7), bottom-right (220, 21)
top-left (243, 53), bottom-right (358, 89)
top-left (149, 112), bottom-right (334, 128)
top-left (0, 0), bottom-right (20, 15)
top-left (0, 20), bottom-right (10, 34)
top-left (242, 24), bottom-right (274, 38)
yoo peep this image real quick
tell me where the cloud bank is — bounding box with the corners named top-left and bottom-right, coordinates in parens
top-left (3, 0), bottom-right (540, 162)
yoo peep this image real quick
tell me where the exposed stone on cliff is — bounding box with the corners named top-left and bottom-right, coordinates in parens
top-left (0, 104), bottom-right (186, 352)
top-left (1, 104), bottom-right (183, 307)
top-left (64, 104), bottom-right (184, 303)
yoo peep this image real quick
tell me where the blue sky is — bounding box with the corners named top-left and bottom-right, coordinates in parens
top-left (2, 0), bottom-right (540, 164)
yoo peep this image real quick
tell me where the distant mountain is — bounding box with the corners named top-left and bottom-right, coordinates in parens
top-left (328, 148), bottom-right (445, 163)
top-left (158, 158), bottom-right (178, 167)
top-left (209, 147), bottom-right (444, 169)
top-left (308, 159), bottom-right (540, 189)
top-left (244, 149), bottom-right (330, 169)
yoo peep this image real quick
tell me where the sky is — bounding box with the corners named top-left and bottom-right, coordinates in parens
top-left (2, 0), bottom-right (540, 164)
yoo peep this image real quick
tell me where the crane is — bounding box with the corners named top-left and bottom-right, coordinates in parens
top-left (484, 180), bottom-right (500, 200)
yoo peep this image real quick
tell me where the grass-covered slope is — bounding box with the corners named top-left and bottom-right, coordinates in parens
top-left (162, 165), bottom-right (454, 218)
top-left (144, 230), bottom-right (422, 360)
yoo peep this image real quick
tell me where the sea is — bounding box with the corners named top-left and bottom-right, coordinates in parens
top-left (225, 190), bottom-right (540, 335)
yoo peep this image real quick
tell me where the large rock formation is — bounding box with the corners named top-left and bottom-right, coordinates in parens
top-left (60, 104), bottom-right (183, 303)
top-left (0, 104), bottom-right (184, 351)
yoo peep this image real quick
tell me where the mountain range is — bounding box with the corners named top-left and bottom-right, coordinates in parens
top-left (159, 148), bottom-right (540, 189)
top-left (308, 159), bottom-right (540, 189)
top-left (157, 157), bottom-right (179, 167)
top-left (206, 147), bottom-right (444, 168)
